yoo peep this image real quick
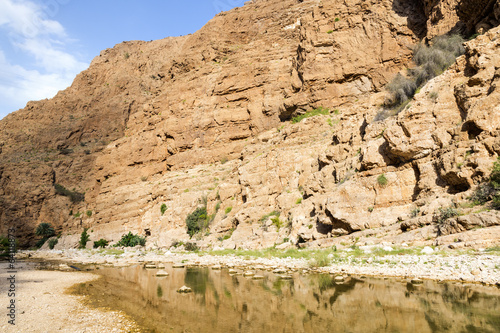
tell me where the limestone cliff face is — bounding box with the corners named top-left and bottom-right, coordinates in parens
top-left (0, 0), bottom-right (498, 249)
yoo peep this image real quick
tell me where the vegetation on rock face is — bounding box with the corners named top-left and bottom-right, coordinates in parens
top-left (469, 157), bottom-right (500, 209)
top-left (114, 232), bottom-right (146, 247)
top-left (34, 223), bottom-right (56, 249)
top-left (291, 107), bottom-right (330, 124)
top-left (54, 184), bottom-right (85, 203)
top-left (93, 239), bottom-right (109, 248)
top-left (0, 236), bottom-right (10, 258)
top-left (160, 203), bottom-right (168, 215)
top-left (35, 223), bottom-right (55, 238)
top-left (436, 206), bottom-right (460, 225)
top-left (377, 174), bottom-right (388, 186)
top-left (186, 207), bottom-right (208, 237)
top-left (78, 228), bottom-right (90, 249)
top-left (259, 211), bottom-right (281, 223)
top-left (379, 34), bottom-right (465, 120)
top-left (48, 237), bottom-right (58, 249)
top-left (185, 196), bottom-right (217, 238)
top-left (184, 242), bottom-right (199, 252)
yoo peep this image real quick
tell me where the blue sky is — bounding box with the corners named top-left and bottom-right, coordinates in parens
top-left (0, 0), bottom-right (246, 120)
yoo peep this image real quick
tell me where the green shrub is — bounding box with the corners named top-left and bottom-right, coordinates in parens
top-left (225, 207), bottom-right (232, 214)
top-left (78, 228), bottom-right (90, 249)
top-left (436, 206), bottom-right (460, 225)
top-left (186, 207), bottom-right (208, 237)
top-left (93, 239), bottom-right (109, 249)
top-left (184, 242), bottom-right (199, 252)
top-left (160, 203), bottom-right (168, 215)
top-left (215, 201), bottom-right (221, 213)
top-left (0, 236), bottom-right (10, 258)
top-left (468, 157), bottom-right (500, 209)
top-left (384, 74), bottom-right (417, 107)
top-left (492, 195), bottom-right (500, 210)
top-left (490, 157), bottom-right (500, 189)
top-left (410, 207), bottom-right (420, 218)
top-left (54, 184), bottom-right (84, 203)
top-left (296, 198), bottom-right (302, 205)
top-left (271, 216), bottom-right (283, 231)
top-left (382, 34), bottom-right (464, 114)
top-left (114, 232), bottom-right (146, 247)
top-left (377, 174), bottom-right (388, 186)
top-left (309, 252), bottom-right (331, 268)
top-left (259, 211), bottom-right (280, 223)
top-left (35, 238), bottom-right (47, 249)
top-left (291, 107), bottom-right (330, 124)
top-left (86, 210), bottom-right (92, 218)
top-left (35, 223), bottom-right (55, 238)
top-left (48, 237), bottom-right (58, 250)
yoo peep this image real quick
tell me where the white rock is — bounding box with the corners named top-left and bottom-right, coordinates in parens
top-left (421, 246), bottom-right (434, 255)
top-left (383, 246), bottom-right (393, 252)
top-left (156, 270), bottom-right (169, 277)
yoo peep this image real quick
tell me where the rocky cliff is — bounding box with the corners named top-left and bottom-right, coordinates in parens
top-left (0, 0), bottom-right (499, 250)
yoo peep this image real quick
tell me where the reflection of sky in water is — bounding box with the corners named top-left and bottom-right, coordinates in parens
top-left (76, 264), bottom-right (500, 333)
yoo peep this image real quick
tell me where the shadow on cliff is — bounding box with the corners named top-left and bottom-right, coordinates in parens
top-left (392, 0), bottom-right (428, 39)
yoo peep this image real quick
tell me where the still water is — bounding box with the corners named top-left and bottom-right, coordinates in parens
top-left (70, 264), bottom-right (500, 333)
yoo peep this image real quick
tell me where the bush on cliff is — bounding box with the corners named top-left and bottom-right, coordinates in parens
top-left (54, 183), bottom-right (85, 203)
top-left (381, 34), bottom-right (465, 116)
top-left (186, 207), bottom-right (208, 237)
top-left (114, 232), bottom-right (146, 247)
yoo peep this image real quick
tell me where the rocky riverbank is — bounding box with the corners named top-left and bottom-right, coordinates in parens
top-left (21, 246), bottom-right (500, 287)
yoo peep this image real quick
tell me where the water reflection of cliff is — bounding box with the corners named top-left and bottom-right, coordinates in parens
top-left (75, 265), bottom-right (500, 333)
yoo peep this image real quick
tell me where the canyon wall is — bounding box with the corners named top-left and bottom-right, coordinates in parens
top-left (0, 0), bottom-right (499, 250)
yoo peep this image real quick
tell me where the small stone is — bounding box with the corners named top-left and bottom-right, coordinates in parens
top-left (421, 246), bottom-right (434, 255)
top-left (243, 271), bottom-right (255, 277)
top-left (471, 269), bottom-right (481, 276)
top-left (144, 264), bottom-right (157, 269)
top-left (411, 279), bottom-right (424, 284)
top-left (252, 275), bottom-right (265, 280)
top-left (157, 263), bottom-right (165, 269)
top-left (156, 270), bottom-right (169, 277)
top-left (173, 264), bottom-right (185, 268)
top-left (279, 275), bottom-right (293, 279)
top-left (212, 265), bottom-right (222, 270)
top-left (273, 268), bottom-right (287, 274)
top-left (334, 276), bottom-right (345, 282)
top-left (177, 285), bottom-right (192, 293)
top-left (228, 269), bottom-right (238, 274)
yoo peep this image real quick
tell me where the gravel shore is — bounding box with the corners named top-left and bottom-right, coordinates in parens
top-left (21, 246), bottom-right (500, 286)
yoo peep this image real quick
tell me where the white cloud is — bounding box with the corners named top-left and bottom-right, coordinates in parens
top-left (0, 0), bottom-right (88, 119)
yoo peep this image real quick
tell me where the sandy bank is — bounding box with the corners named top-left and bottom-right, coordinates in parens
top-left (0, 261), bottom-right (141, 333)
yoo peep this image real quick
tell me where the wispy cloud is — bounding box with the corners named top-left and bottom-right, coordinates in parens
top-left (0, 0), bottom-right (88, 119)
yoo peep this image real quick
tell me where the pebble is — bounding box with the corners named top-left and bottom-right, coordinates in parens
top-left (156, 270), bottom-right (169, 277)
top-left (177, 286), bottom-right (192, 293)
